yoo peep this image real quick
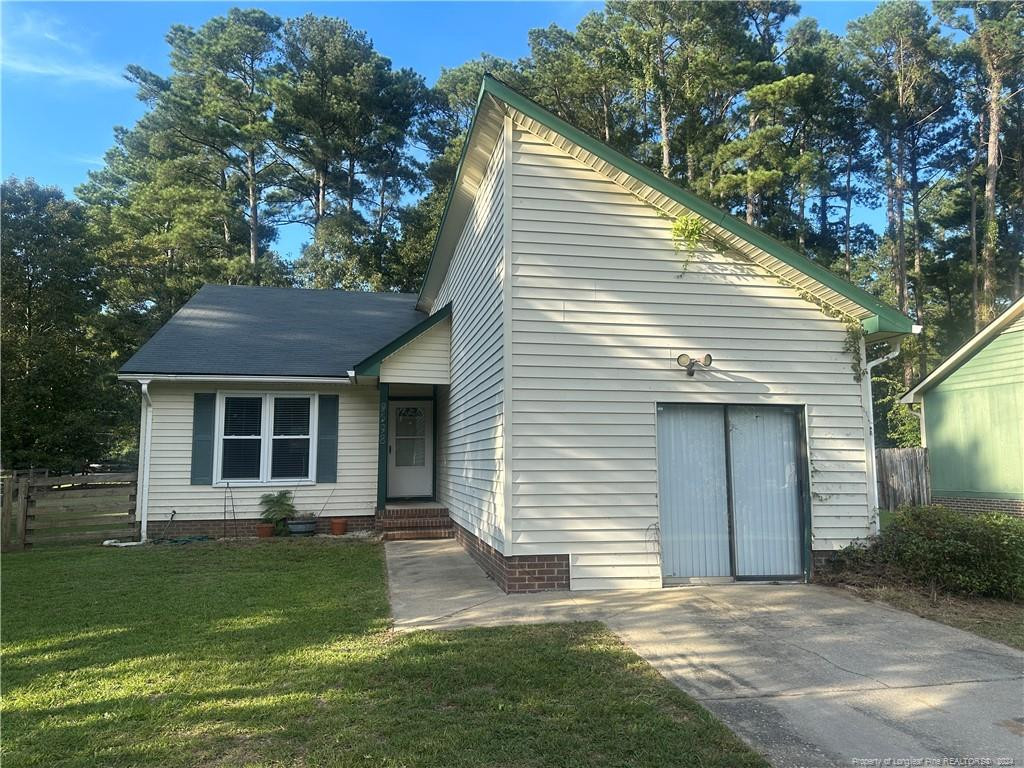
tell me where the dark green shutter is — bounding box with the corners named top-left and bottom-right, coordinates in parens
top-left (316, 395), bottom-right (339, 483)
top-left (191, 393), bottom-right (216, 485)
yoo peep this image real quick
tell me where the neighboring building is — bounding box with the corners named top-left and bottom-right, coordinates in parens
top-left (120, 76), bottom-right (914, 591)
top-left (902, 297), bottom-right (1024, 516)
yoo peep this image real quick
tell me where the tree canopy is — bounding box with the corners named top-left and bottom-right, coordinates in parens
top-left (2, 1), bottom-right (1022, 468)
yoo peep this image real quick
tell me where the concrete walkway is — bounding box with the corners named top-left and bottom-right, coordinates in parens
top-left (386, 540), bottom-right (1024, 768)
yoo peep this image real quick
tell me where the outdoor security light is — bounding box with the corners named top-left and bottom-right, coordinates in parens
top-left (676, 353), bottom-right (713, 376)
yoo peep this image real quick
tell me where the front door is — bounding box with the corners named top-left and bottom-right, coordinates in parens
top-left (387, 401), bottom-right (433, 498)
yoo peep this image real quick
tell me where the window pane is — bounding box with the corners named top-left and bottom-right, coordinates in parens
top-left (395, 437), bottom-right (425, 467)
top-left (222, 439), bottom-right (261, 479)
top-left (224, 397), bottom-right (262, 436)
top-left (274, 398), bottom-right (310, 436)
top-left (271, 437), bottom-right (310, 478)
top-left (395, 407), bottom-right (425, 438)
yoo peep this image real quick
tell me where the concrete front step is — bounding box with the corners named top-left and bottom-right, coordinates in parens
top-left (382, 529), bottom-right (455, 541)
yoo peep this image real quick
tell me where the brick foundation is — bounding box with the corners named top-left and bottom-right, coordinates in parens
top-left (453, 522), bottom-right (569, 593)
top-left (932, 496), bottom-right (1024, 516)
top-left (148, 515), bottom-right (376, 539)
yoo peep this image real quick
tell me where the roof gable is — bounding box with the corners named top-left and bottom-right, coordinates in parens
top-left (419, 75), bottom-right (912, 340)
top-left (902, 296), bottom-right (1024, 402)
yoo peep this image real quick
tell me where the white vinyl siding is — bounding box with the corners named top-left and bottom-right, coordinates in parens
top-left (434, 131), bottom-right (506, 549)
top-left (379, 318), bottom-right (451, 385)
top-left (144, 382), bottom-right (378, 521)
top-left (508, 125), bottom-right (871, 590)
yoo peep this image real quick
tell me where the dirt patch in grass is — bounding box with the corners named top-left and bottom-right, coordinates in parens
top-left (821, 576), bottom-right (1024, 651)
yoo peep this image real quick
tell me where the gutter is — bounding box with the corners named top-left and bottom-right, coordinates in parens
top-left (862, 325), bottom-right (921, 533)
top-left (118, 374), bottom-right (352, 385)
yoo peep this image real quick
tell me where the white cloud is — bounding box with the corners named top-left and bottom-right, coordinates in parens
top-left (0, 8), bottom-right (129, 88)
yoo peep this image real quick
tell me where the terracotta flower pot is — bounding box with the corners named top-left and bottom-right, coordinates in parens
top-left (256, 522), bottom-right (275, 539)
top-left (330, 517), bottom-right (348, 536)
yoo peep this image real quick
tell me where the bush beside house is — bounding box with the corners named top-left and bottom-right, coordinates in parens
top-left (821, 505), bottom-right (1024, 600)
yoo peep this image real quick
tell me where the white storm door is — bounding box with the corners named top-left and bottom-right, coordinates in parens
top-left (387, 401), bottom-right (433, 498)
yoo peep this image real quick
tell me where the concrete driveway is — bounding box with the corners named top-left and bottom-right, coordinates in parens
top-left (386, 540), bottom-right (1024, 768)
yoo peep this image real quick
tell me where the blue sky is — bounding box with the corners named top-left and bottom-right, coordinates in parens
top-left (1, 1), bottom-right (883, 260)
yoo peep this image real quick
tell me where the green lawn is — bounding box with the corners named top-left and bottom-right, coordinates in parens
top-left (2, 539), bottom-right (766, 767)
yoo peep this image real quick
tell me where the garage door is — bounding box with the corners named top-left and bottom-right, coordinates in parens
top-left (657, 404), bottom-right (807, 582)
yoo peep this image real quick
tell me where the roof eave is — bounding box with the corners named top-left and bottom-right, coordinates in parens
top-left (901, 296), bottom-right (1024, 403)
top-left (117, 373), bottom-right (353, 384)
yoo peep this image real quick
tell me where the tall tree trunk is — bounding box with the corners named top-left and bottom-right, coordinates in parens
top-left (347, 156), bottom-right (356, 215)
top-left (655, 35), bottom-right (671, 178)
top-left (220, 169), bottom-right (231, 247)
top-left (746, 111), bottom-right (758, 225)
top-left (969, 125), bottom-right (980, 331)
top-left (980, 65), bottom-right (1003, 325)
top-left (316, 166), bottom-right (327, 223)
top-left (909, 139), bottom-right (926, 377)
top-left (246, 152), bottom-right (259, 269)
top-left (844, 152), bottom-right (853, 279)
top-left (658, 94), bottom-right (671, 178)
top-left (601, 83), bottom-right (611, 143)
top-left (895, 134), bottom-right (908, 317)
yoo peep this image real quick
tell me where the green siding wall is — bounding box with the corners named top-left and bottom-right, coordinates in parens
top-left (924, 327), bottom-right (1024, 499)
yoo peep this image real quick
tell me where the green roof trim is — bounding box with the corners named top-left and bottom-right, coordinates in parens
top-left (420, 74), bottom-right (912, 336)
top-left (353, 304), bottom-right (452, 377)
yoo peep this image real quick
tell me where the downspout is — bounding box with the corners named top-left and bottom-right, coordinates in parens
top-left (862, 325), bottom-right (921, 534)
top-left (138, 380), bottom-right (154, 542)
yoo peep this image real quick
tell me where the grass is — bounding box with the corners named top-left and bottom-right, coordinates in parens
top-left (832, 582), bottom-right (1024, 651)
top-left (2, 539), bottom-right (767, 768)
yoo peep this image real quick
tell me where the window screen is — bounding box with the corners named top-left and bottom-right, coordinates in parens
top-left (271, 397), bottom-right (311, 479)
top-left (222, 397), bottom-right (262, 479)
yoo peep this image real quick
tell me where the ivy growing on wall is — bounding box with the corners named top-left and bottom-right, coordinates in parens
top-left (663, 212), bottom-right (705, 274)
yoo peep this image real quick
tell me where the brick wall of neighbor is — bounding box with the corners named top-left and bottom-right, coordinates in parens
top-left (453, 523), bottom-right (569, 593)
top-left (149, 515), bottom-right (376, 539)
top-left (932, 496), bottom-right (1024, 516)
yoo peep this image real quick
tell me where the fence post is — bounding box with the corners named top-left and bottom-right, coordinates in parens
top-left (13, 475), bottom-right (30, 549)
top-left (1, 475), bottom-right (13, 552)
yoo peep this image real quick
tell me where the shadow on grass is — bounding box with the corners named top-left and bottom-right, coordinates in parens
top-left (2, 539), bottom-right (766, 768)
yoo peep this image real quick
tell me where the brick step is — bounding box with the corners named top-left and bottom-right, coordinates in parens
top-left (378, 507), bottom-right (450, 519)
top-left (382, 528), bottom-right (455, 541)
top-left (378, 516), bottom-right (452, 531)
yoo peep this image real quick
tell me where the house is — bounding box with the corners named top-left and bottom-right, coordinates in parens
top-left (902, 297), bottom-right (1024, 516)
top-left (119, 76), bottom-right (914, 591)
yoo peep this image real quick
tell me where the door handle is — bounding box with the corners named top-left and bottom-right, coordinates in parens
top-left (389, 444), bottom-right (392, 455)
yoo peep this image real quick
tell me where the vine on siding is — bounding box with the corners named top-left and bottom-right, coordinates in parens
top-left (666, 213), bottom-right (704, 274)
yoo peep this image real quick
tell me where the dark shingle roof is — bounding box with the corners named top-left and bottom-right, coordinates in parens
top-left (119, 285), bottom-right (424, 378)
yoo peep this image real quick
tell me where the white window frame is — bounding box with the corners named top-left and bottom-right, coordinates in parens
top-left (213, 391), bottom-right (319, 486)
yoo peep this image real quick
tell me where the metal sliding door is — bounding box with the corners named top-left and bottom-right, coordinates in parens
top-left (727, 406), bottom-right (803, 578)
top-left (657, 403), bottom-right (806, 583)
top-left (657, 405), bottom-right (731, 579)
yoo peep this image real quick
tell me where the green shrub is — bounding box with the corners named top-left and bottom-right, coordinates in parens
top-left (828, 505), bottom-right (1024, 600)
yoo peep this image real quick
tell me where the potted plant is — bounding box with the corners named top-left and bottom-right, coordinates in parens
top-left (287, 512), bottom-right (317, 537)
top-left (259, 490), bottom-right (295, 536)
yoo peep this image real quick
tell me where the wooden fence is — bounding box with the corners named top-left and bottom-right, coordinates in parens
top-left (1, 471), bottom-right (138, 550)
top-left (876, 447), bottom-right (930, 510)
